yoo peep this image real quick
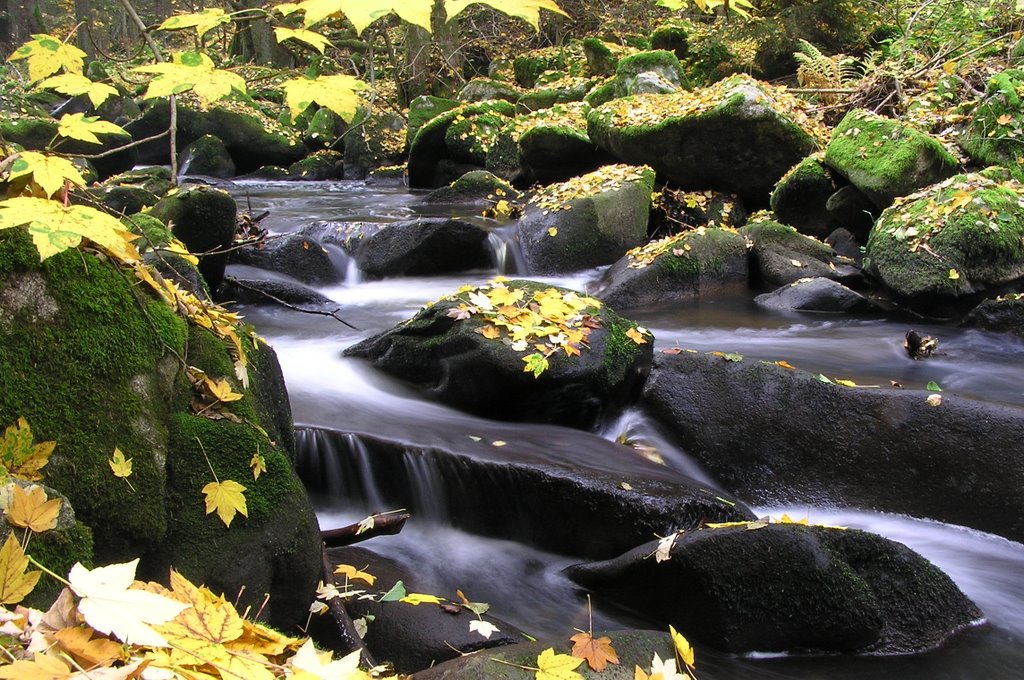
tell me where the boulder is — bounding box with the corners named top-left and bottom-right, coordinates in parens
top-left (421, 170), bottom-right (519, 206)
top-left (755, 277), bottom-right (875, 312)
top-left (444, 110), bottom-right (509, 166)
top-left (220, 276), bottom-right (336, 308)
top-left (300, 428), bottom-right (754, 559)
top-left (741, 217), bottom-right (861, 287)
top-left (958, 69), bottom-right (1024, 180)
top-left (179, 134), bottom-right (236, 178)
top-left (963, 294), bottom-right (1024, 336)
top-left (769, 154), bottom-right (841, 238)
top-left (0, 230), bottom-right (321, 628)
top-left (408, 101), bottom-right (515, 188)
top-left (587, 74), bottom-right (821, 206)
top-left (824, 183), bottom-right (879, 241)
top-left (824, 109), bottom-right (959, 209)
top-left (516, 164), bottom-right (655, 274)
top-left (640, 350), bottom-right (1024, 544)
top-left (458, 77), bottom-right (522, 104)
top-left (148, 185), bottom-right (238, 293)
top-left (231, 233), bottom-right (343, 286)
top-left (864, 172), bottom-right (1024, 314)
top-left (565, 524), bottom-right (981, 655)
top-left (512, 48), bottom-right (570, 88)
top-left (344, 279), bottom-right (653, 430)
top-left (516, 76), bottom-right (599, 113)
top-left (406, 95), bottom-right (459, 149)
top-left (303, 107), bottom-right (346, 150)
top-left (597, 228), bottom-right (749, 310)
top-left (650, 188), bottom-right (748, 235)
top-left (342, 107), bottom-right (407, 180)
top-left (651, 23), bottom-right (688, 59)
top-left (582, 38), bottom-right (630, 76)
top-left (354, 217), bottom-right (492, 278)
top-left (612, 50), bottom-right (687, 97)
top-left (286, 150), bottom-right (345, 180)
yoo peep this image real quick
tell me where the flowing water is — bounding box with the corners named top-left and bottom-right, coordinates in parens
top-left (227, 179), bottom-right (1024, 679)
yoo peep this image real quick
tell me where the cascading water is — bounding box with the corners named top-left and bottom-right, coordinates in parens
top-left (233, 179), bottom-right (1024, 679)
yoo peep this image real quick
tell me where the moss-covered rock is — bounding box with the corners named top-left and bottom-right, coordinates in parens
top-left (286, 150), bottom-right (344, 180)
top-left (444, 111), bottom-right (508, 166)
top-left (597, 228), bottom-right (749, 310)
top-left (741, 216), bottom-right (861, 287)
top-left (516, 75), bottom-right (598, 113)
top-left (582, 37), bottom-right (632, 76)
top-left (179, 134), bottom-right (236, 178)
top-left (613, 50), bottom-right (687, 97)
top-left (587, 75), bottom-right (822, 206)
top-left (512, 47), bottom-right (571, 88)
top-left (864, 172), bottom-right (1024, 313)
top-left (458, 77), bottom-right (522, 104)
top-left (345, 279), bottom-right (653, 430)
top-left (342, 106), bottom-right (407, 179)
top-left (825, 109), bottom-right (960, 209)
top-left (958, 69), bottom-right (1024, 181)
top-left (408, 100), bottom-right (515, 187)
top-left (516, 164), bottom-right (655, 274)
top-left (303, 106), bottom-right (346, 151)
top-left (770, 154), bottom-right (842, 238)
top-left (963, 293), bottom-right (1024, 336)
top-left (406, 95), bottom-right (460, 149)
top-left (566, 524), bottom-right (981, 655)
top-left (651, 23), bottom-right (688, 59)
top-left (421, 170), bottom-right (518, 205)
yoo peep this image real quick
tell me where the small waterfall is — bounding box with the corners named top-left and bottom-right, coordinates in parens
top-left (486, 225), bottom-right (527, 275)
top-left (322, 243), bottom-right (352, 282)
top-left (344, 257), bottom-right (362, 285)
top-left (295, 428), bottom-right (383, 508)
top-left (401, 452), bottom-right (447, 521)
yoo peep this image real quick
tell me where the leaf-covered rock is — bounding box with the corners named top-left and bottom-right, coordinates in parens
top-left (408, 100), bottom-right (515, 187)
top-left (957, 69), bottom-right (1024, 181)
top-left (741, 216), bottom-right (861, 287)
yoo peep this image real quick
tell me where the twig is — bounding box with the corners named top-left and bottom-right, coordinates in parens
top-left (224, 276), bottom-right (358, 329)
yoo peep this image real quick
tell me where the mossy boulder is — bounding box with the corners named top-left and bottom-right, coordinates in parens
top-left (512, 48), bottom-right (570, 88)
top-left (516, 76), bottom-right (598, 113)
top-left (408, 100), bottom-right (515, 187)
top-left (565, 524), bottom-right (981, 655)
top-left (597, 228), bottom-right (749, 310)
top-left (344, 279), bottom-right (653, 430)
top-left (958, 69), bottom-right (1024, 181)
top-left (963, 293), bottom-right (1024, 336)
top-left (78, 167), bottom-right (173, 217)
top-left (148, 185), bottom-right (238, 294)
top-left (342, 106), bottom-right (407, 179)
top-left (741, 217), bottom-right (861, 287)
top-left (516, 164), bottom-right (655, 274)
top-left (582, 37), bottom-right (631, 76)
top-left (421, 170), bottom-right (518, 205)
top-left (406, 95), bottom-right (459, 148)
top-left (587, 75), bottom-right (821, 206)
top-left (0, 231), bottom-right (321, 628)
top-left (286, 150), bottom-right (344, 180)
top-left (651, 23), bottom-right (688, 59)
top-left (824, 109), bottom-right (959, 209)
top-left (179, 134), bottom-right (236, 178)
top-left (864, 172), bottom-right (1024, 314)
top-left (458, 77), bottom-right (522, 104)
top-left (444, 111), bottom-right (508, 166)
top-left (613, 50), bottom-right (687, 97)
top-left (770, 154), bottom-right (842, 238)
top-left (303, 106), bottom-right (346, 150)
top-left (353, 217), bottom-right (491, 278)
top-left (102, 166), bottom-right (175, 197)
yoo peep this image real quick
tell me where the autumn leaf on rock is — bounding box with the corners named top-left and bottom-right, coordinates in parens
top-left (7, 34), bottom-right (86, 82)
top-left (69, 559), bottom-right (188, 647)
top-left (109, 447), bottom-right (134, 490)
top-left (53, 626), bottom-right (124, 668)
top-left (204, 376), bottom-right (243, 403)
top-left (289, 639), bottom-right (368, 679)
top-left (0, 418), bottom-right (55, 482)
top-left (523, 352), bottom-right (549, 378)
top-left (535, 647), bottom-right (585, 680)
top-left (0, 533), bottom-right (41, 604)
top-left (400, 592), bottom-right (444, 605)
top-left (470, 619), bottom-right (500, 639)
top-left (202, 479), bottom-right (248, 527)
top-left (6, 483), bottom-right (61, 532)
top-left (669, 625), bottom-right (695, 668)
top-left (334, 564), bottom-right (375, 586)
top-left (626, 327), bottom-right (648, 344)
top-left (250, 451), bottom-right (267, 481)
top-left (654, 531), bottom-right (681, 563)
top-left (570, 631), bottom-right (619, 671)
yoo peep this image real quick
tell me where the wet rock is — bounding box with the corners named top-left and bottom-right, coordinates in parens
top-left (516, 164), bottom-right (654, 274)
top-left (962, 294), bottom-right (1024, 336)
top-left (231, 233), bottom-right (343, 285)
top-left (825, 184), bottom-right (879, 242)
top-left (755, 277), bottom-right (876, 313)
top-left (741, 217), bottom-right (861, 287)
top-left (565, 524), bottom-right (981, 655)
top-left (354, 217), bottom-right (492, 278)
top-left (220, 276), bottom-right (336, 307)
top-left (421, 170), bottom-right (519, 206)
top-left (148, 185), bottom-right (237, 293)
top-left (344, 279), bottom-right (653, 430)
top-left (597, 228), bottom-right (749, 310)
top-left (641, 350), bottom-right (1024, 544)
top-left (770, 154), bottom-right (841, 239)
top-left (179, 134), bottom-right (236, 178)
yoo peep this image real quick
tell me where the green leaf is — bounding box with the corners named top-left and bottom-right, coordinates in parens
top-left (817, 374), bottom-right (834, 384)
top-left (444, 0), bottom-right (568, 30)
top-left (56, 113), bottom-right (129, 145)
top-left (36, 73), bottom-right (119, 108)
top-left (6, 33), bottom-right (86, 82)
top-left (379, 580), bottom-right (407, 602)
top-left (926, 380), bottom-right (943, 392)
top-left (522, 352), bottom-right (549, 378)
top-left (281, 73), bottom-right (367, 122)
top-left (157, 9), bottom-right (232, 39)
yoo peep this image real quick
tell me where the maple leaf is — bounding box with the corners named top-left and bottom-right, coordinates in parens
top-left (334, 564), bottom-right (375, 586)
top-left (157, 8), bottom-right (232, 38)
top-left (7, 34), bottom-right (86, 82)
top-left (445, 0), bottom-right (569, 31)
top-left (626, 327), bottom-right (648, 345)
top-left (0, 533), bottom-right (41, 605)
top-left (6, 483), bottom-right (61, 533)
top-left (0, 418), bottom-right (55, 482)
top-left (669, 625), bottom-right (695, 668)
top-left (480, 324), bottom-right (501, 339)
top-left (523, 352), bottom-right (549, 378)
top-left (250, 452), bottom-right (267, 481)
top-left (53, 626), bottom-right (124, 668)
top-left (570, 631), bottom-right (619, 671)
top-left (69, 559), bottom-right (188, 647)
top-left (274, 27), bottom-right (332, 53)
top-left (36, 73), bottom-right (118, 107)
top-left (948, 268), bottom-right (961, 280)
top-left (109, 447), bottom-right (134, 485)
top-left (470, 619), bottom-right (500, 639)
top-left (232, 617), bottom-right (303, 657)
top-left (202, 479), bottom-right (248, 527)
top-left (400, 592), bottom-right (444, 605)
top-left (0, 652), bottom-right (73, 679)
top-left (281, 73), bottom-right (367, 122)
top-left (55, 113), bottom-right (130, 146)
top-left (997, 114), bottom-right (1014, 125)
top-left (290, 639), bottom-right (369, 679)
top-left (204, 376), bottom-right (243, 403)
top-left (0, 196), bottom-right (137, 262)
top-left (535, 647), bottom-right (584, 680)
top-left (135, 51), bottom-right (246, 107)
top-left (7, 151), bottom-right (86, 198)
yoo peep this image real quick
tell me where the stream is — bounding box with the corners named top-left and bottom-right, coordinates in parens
top-left (227, 179), bottom-right (1024, 679)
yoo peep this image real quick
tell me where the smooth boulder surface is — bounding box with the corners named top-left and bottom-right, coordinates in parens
top-left (231, 233), bottom-right (343, 285)
top-left (597, 228), bottom-right (749, 310)
top-left (587, 75), bottom-right (820, 206)
top-left (566, 524), bottom-right (982, 655)
top-left (354, 217), bottom-right (492, 278)
top-left (344, 279), bottom-right (653, 430)
top-left (516, 164), bottom-right (654, 274)
top-left (755, 277), bottom-right (875, 312)
top-left (641, 350), bottom-right (1024, 544)
top-left (741, 218), bottom-right (861, 287)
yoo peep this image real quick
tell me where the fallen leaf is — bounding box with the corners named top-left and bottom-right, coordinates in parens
top-left (0, 533), bottom-right (40, 605)
top-left (997, 114), bottom-right (1014, 125)
top-left (0, 652), bottom-right (72, 679)
top-left (927, 394), bottom-right (943, 406)
top-left (470, 619), bottom-right (500, 639)
top-left (926, 380), bottom-right (943, 392)
top-left (547, 227), bottom-right (558, 237)
top-left (250, 452), bottom-right (267, 481)
top-left (400, 592), bottom-right (443, 605)
top-left (669, 625), bottom-right (695, 668)
top-left (774, 360), bottom-right (796, 370)
top-left (655, 532), bottom-right (679, 563)
top-left (379, 580), bottom-right (407, 602)
top-left (536, 647), bottom-right (585, 680)
top-left (948, 268), bottom-right (960, 280)
top-left (202, 479), bottom-right (248, 527)
top-left (289, 639), bottom-right (367, 680)
top-left (570, 631), bottom-right (620, 671)
top-left (6, 484), bottom-right (61, 533)
top-left (334, 564), bottom-right (375, 586)
top-left (108, 447), bottom-right (133, 480)
top-left (835, 378), bottom-right (858, 387)
top-left (626, 327), bottom-right (648, 345)
top-left (355, 515), bottom-right (375, 535)
top-left (491, 440), bottom-right (507, 447)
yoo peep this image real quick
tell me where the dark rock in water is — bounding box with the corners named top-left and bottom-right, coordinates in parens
top-left (286, 150), bottom-right (344, 180)
top-left (597, 228), bottom-right (749, 310)
top-left (904, 329), bottom-right (938, 359)
top-left (148, 185), bottom-right (237, 293)
top-left (826, 226), bottom-right (864, 262)
top-left (354, 217), bottom-right (492, 278)
top-left (231, 233), bottom-right (343, 285)
top-left (641, 350), bottom-right (1024, 544)
top-left (516, 164), bottom-right (654, 274)
top-left (415, 629), bottom-right (677, 679)
top-left (220, 276), bottom-right (335, 307)
top-left (741, 218), bottom-right (861, 288)
top-left (344, 279), bottom-right (652, 430)
top-left (298, 220), bottom-right (385, 254)
top-left (565, 524), bottom-right (982, 655)
top-left (755, 277), bottom-right (875, 313)
top-left (421, 170), bottom-right (518, 206)
top-left (179, 134), bottom-right (236, 178)
top-left (963, 294), bottom-right (1024, 336)
top-left (300, 427), bottom-right (754, 559)
top-left (326, 547), bottom-right (527, 674)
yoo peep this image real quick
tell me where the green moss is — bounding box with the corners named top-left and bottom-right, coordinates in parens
top-left (582, 37), bottom-right (619, 76)
top-left (406, 95), bottom-right (460, 147)
top-left (651, 23), bottom-right (688, 59)
top-left (444, 112), bottom-right (507, 165)
top-left (22, 522), bottom-right (94, 607)
top-left (617, 50), bottom-right (686, 84)
top-left (584, 78), bottom-right (617, 108)
top-left (959, 70), bottom-right (1024, 181)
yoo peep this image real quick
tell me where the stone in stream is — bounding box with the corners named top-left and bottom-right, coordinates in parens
top-left (343, 279), bottom-right (653, 430)
top-left (755, 277), bottom-right (877, 313)
top-left (641, 349), bottom-right (1024, 545)
top-left (564, 524), bottom-right (982, 655)
top-left (230, 232), bottom-right (344, 286)
top-left (353, 217), bottom-right (493, 278)
top-left (740, 216), bottom-right (862, 288)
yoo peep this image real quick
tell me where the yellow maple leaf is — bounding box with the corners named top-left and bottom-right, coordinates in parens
top-left (445, 0), bottom-right (569, 31)
top-left (6, 483), bottom-right (61, 533)
top-left (157, 8), bottom-right (232, 38)
top-left (55, 112), bottom-right (129, 145)
top-left (274, 27), bottom-right (332, 53)
top-left (231, 617), bottom-right (304, 657)
top-left (202, 479), bottom-right (248, 527)
top-left (36, 73), bottom-right (118, 107)
top-left (535, 647), bottom-right (585, 680)
top-left (778, 513), bottom-right (808, 525)
top-left (399, 592), bottom-right (444, 605)
top-left (570, 631), bottom-right (619, 672)
top-left (997, 113), bottom-right (1014, 125)
top-left (205, 376), bottom-right (243, 403)
top-left (0, 417), bottom-right (55, 482)
top-left (53, 626), bottom-right (124, 668)
top-left (669, 624), bottom-right (695, 668)
top-left (626, 327), bottom-right (648, 344)
top-left (948, 268), bottom-right (961, 280)
top-left (250, 451), bottom-right (267, 481)
top-left (0, 196), bottom-right (137, 261)
top-left (7, 151), bottom-right (86, 198)
top-left (281, 73), bottom-right (367, 122)
top-left (334, 563), bottom-right (376, 586)
top-left (0, 533), bottom-right (41, 605)
top-left (289, 639), bottom-right (368, 679)
top-left (7, 34), bottom-right (86, 82)
top-left (0, 651), bottom-right (72, 679)
top-left (135, 51), bottom-right (246, 107)
top-left (480, 324), bottom-right (501, 339)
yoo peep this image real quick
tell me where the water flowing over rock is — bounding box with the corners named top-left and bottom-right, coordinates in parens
top-left (565, 524), bottom-right (982, 655)
top-left (641, 350), bottom-right (1024, 544)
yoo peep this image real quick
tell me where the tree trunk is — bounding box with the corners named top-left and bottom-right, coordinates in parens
top-left (74, 0), bottom-right (95, 61)
top-left (400, 0), bottom-right (465, 105)
top-left (228, 0), bottom-right (294, 66)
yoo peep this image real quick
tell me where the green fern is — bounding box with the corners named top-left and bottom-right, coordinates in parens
top-left (793, 39), bottom-right (860, 90)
